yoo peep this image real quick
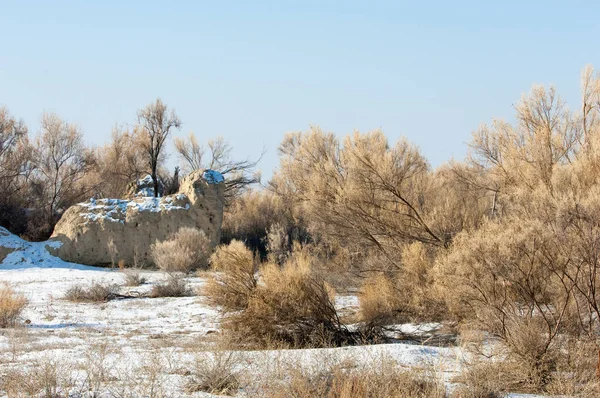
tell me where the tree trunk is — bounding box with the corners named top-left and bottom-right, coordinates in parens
top-left (596, 349), bottom-right (600, 380)
top-left (152, 168), bottom-right (159, 198)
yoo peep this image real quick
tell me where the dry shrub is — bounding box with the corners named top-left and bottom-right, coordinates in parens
top-left (454, 328), bottom-right (592, 396)
top-left (266, 222), bottom-right (289, 264)
top-left (149, 275), bottom-right (191, 297)
top-left (221, 189), bottom-right (296, 259)
top-left (185, 351), bottom-right (241, 395)
top-left (118, 258), bottom-right (147, 286)
top-left (0, 284), bottom-right (27, 328)
top-left (436, 220), bottom-right (567, 386)
top-left (209, 246), bottom-right (355, 348)
top-left (122, 269), bottom-right (146, 286)
top-left (400, 242), bottom-right (446, 319)
top-left (452, 360), bottom-right (515, 398)
top-left (151, 227), bottom-right (211, 273)
top-left (108, 353), bottom-right (168, 398)
top-left (265, 366), bottom-right (445, 398)
top-left (452, 346), bottom-right (587, 397)
top-left (358, 243), bottom-right (445, 336)
top-left (63, 282), bottom-right (118, 302)
top-left (205, 240), bottom-right (257, 311)
top-left (544, 337), bottom-right (600, 396)
top-left (358, 274), bottom-right (404, 334)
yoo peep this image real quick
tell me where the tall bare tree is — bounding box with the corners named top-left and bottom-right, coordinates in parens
top-left (0, 106), bottom-right (30, 199)
top-left (137, 99), bottom-right (181, 197)
top-left (33, 113), bottom-right (92, 227)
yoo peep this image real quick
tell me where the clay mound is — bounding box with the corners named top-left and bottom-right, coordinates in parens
top-left (50, 170), bottom-right (225, 267)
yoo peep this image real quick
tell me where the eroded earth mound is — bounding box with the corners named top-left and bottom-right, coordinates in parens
top-left (50, 170), bottom-right (224, 266)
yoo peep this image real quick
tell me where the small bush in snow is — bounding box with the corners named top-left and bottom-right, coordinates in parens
top-left (149, 276), bottom-right (191, 298)
top-left (122, 269), bottom-right (146, 286)
top-left (186, 352), bottom-right (240, 395)
top-left (151, 227), bottom-right (211, 273)
top-left (207, 244), bottom-right (356, 348)
top-left (64, 282), bottom-right (118, 303)
top-left (0, 284), bottom-right (27, 328)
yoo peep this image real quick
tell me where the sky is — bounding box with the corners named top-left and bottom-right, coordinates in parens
top-left (1, 1), bottom-right (599, 180)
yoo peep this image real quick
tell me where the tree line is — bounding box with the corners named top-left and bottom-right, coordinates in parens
top-left (218, 66), bottom-right (600, 390)
top-left (0, 99), bottom-right (259, 240)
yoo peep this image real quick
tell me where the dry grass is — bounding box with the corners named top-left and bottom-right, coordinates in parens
top-left (151, 227), bottom-right (211, 273)
top-left (452, 360), bottom-right (517, 398)
top-left (1, 358), bottom-right (74, 397)
top-left (185, 351), bottom-right (241, 395)
top-left (0, 284), bottom-right (28, 328)
top-left (63, 282), bottom-right (119, 303)
top-left (452, 333), bottom-right (600, 397)
top-left (264, 365), bottom-right (445, 398)
top-left (545, 337), bottom-right (600, 397)
top-left (148, 276), bottom-right (191, 297)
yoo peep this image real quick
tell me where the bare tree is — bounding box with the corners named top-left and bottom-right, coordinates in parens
top-left (32, 113), bottom-right (92, 226)
top-left (174, 132), bottom-right (204, 173)
top-left (174, 133), bottom-right (262, 204)
top-left (136, 99), bottom-right (181, 197)
top-left (95, 125), bottom-right (147, 198)
top-left (0, 106), bottom-right (31, 198)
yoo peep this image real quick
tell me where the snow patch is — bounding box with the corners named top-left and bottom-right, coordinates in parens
top-left (0, 227), bottom-right (99, 270)
top-left (76, 194), bottom-right (190, 224)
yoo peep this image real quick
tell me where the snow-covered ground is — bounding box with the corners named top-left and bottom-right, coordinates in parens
top-left (0, 228), bottom-right (544, 397)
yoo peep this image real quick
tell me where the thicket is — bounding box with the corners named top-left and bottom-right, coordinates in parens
top-left (0, 100), bottom-right (258, 241)
top-left (213, 66), bottom-right (600, 393)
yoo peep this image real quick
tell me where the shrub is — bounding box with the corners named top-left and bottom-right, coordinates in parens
top-left (358, 274), bottom-right (404, 337)
top-left (545, 337), bottom-right (600, 396)
top-left (151, 227), bottom-right (211, 273)
top-left (266, 222), bottom-right (289, 265)
top-left (358, 243), bottom-right (446, 338)
top-left (185, 352), bottom-right (240, 395)
top-left (122, 269), bottom-right (146, 286)
top-left (64, 282), bottom-right (118, 302)
top-left (436, 220), bottom-right (567, 386)
top-left (205, 240), bottom-right (257, 311)
top-left (149, 276), bottom-right (191, 298)
top-left (452, 360), bottom-right (511, 398)
top-left (0, 284), bottom-right (28, 328)
top-left (221, 189), bottom-right (294, 259)
top-left (210, 249), bottom-right (356, 348)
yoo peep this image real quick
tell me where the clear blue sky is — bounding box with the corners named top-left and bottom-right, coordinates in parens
top-left (1, 1), bottom-right (598, 179)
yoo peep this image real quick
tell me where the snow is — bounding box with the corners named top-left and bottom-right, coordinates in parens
top-left (76, 195), bottom-right (190, 224)
top-left (0, 227), bottom-right (97, 270)
top-left (137, 175), bottom-right (154, 186)
top-left (203, 169), bottom-right (224, 184)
